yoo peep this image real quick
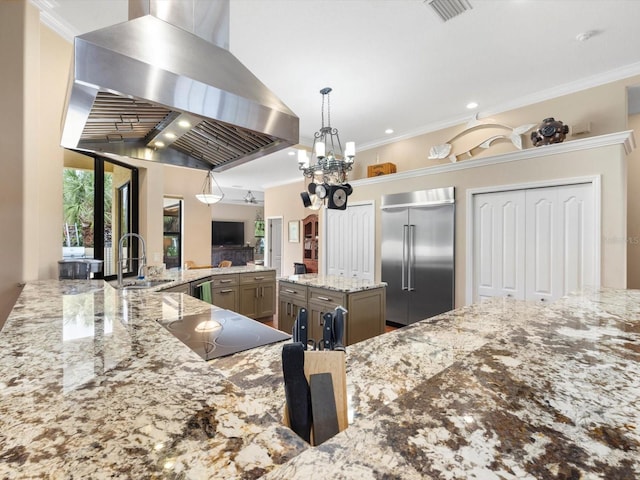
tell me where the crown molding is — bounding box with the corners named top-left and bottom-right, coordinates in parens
top-left (352, 131), bottom-right (636, 188)
top-left (481, 62), bottom-right (640, 119)
top-left (359, 63), bottom-right (640, 152)
top-left (30, 0), bottom-right (76, 42)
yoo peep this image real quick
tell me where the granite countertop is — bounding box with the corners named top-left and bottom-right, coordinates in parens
top-left (1, 283), bottom-right (639, 479)
top-left (278, 274), bottom-right (386, 293)
top-left (116, 265), bottom-right (276, 291)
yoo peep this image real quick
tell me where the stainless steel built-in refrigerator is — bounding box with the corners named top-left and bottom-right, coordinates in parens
top-left (381, 187), bottom-right (455, 326)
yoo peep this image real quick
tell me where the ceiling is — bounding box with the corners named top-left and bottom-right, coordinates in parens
top-left (33, 0), bottom-right (640, 198)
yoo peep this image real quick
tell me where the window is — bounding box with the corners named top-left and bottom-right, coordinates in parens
top-left (163, 199), bottom-right (183, 270)
top-left (62, 154), bottom-right (138, 279)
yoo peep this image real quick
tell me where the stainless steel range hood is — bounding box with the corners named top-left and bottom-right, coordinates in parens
top-left (60, 0), bottom-right (299, 171)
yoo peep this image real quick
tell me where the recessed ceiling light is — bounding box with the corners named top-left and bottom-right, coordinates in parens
top-left (164, 132), bottom-right (177, 139)
top-left (288, 151), bottom-right (295, 156)
top-left (466, 102), bottom-right (478, 109)
top-left (178, 120), bottom-right (191, 128)
top-left (154, 141), bottom-right (165, 148)
top-left (385, 128), bottom-right (394, 134)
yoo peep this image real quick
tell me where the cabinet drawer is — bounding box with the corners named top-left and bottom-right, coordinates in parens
top-left (212, 286), bottom-right (239, 311)
top-left (278, 282), bottom-right (307, 303)
top-left (239, 271), bottom-right (276, 285)
top-left (210, 273), bottom-right (238, 287)
top-left (308, 287), bottom-right (346, 307)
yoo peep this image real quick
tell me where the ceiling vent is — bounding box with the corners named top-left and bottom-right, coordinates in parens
top-left (425, 0), bottom-right (472, 22)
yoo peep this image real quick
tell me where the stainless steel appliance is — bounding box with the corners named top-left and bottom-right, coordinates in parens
top-left (381, 187), bottom-right (455, 326)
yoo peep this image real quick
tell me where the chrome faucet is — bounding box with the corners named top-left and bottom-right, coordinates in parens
top-left (117, 233), bottom-right (147, 287)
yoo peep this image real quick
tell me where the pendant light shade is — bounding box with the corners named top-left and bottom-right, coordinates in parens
top-left (244, 190), bottom-right (257, 204)
top-left (196, 170), bottom-right (224, 205)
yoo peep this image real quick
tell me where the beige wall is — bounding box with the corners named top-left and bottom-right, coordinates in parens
top-left (627, 113), bottom-right (640, 288)
top-left (162, 165), bottom-right (211, 267)
top-left (0, 1), bottom-right (29, 326)
top-left (354, 76), bottom-right (635, 178)
top-left (269, 78), bottom-right (638, 295)
top-left (348, 143), bottom-right (628, 307)
top-left (264, 181), bottom-right (308, 276)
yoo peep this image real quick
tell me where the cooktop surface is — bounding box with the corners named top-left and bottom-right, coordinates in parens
top-left (158, 309), bottom-right (290, 360)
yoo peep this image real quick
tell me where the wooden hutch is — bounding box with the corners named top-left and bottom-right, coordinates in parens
top-left (302, 214), bottom-right (318, 273)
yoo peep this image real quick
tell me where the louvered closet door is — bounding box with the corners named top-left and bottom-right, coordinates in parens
top-left (474, 190), bottom-right (526, 302)
top-left (525, 183), bottom-right (594, 303)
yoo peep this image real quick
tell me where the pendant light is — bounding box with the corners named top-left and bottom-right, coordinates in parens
top-left (196, 170), bottom-right (224, 205)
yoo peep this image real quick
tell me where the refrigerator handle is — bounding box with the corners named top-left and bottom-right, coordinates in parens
top-left (408, 224), bottom-right (415, 291)
top-left (402, 224), bottom-right (408, 291)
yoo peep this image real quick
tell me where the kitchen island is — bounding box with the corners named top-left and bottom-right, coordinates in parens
top-left (1, 282), bottom-right (639, 478)
top-left (277, 274), bottom-right (386, 344)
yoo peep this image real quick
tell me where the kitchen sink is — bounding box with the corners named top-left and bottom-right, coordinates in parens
top-left (120, 279), bottom-right (173, 290)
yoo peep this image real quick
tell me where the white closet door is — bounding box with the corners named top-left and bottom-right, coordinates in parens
top-left (525, 188), bottom-right (559, 303)
top-left (474, 191), bottom-right (526, 302)
top-left (559, 183), bottom-right (595, 294)
top-left (525, 183), bottom-right (594, 303)
top-left (326, 203), bottom-right (375, 281)
top-left (326, 209), bottom-right (348, 275)
top-left (473, 182), bottom-right (595, 304)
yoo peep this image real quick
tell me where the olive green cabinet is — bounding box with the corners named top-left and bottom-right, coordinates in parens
top-left (277, 280), bottom-right (385, 345)
top-left (211, 273), bottom-right (240, 312)
top-left (238, 271), bottom-right (276, 320)
top-left (308, 287), bottom-right (346, 342)
top-left (278, 282), bottom-right (308, 336)
top-left (160, 271), bottom-right (275, 318)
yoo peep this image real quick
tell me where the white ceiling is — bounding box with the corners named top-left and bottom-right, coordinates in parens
top-left (32, 0), bottom-right (640, 196)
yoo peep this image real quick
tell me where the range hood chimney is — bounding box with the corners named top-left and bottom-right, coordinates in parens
top-left (60, 0), bottom-right (299, 171)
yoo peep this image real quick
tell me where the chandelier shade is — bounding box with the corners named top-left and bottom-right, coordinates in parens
top-left (196, 170), bottom-right (224, 205)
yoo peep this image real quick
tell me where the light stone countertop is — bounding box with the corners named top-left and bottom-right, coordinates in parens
top-left (133, 264), bottom-right (277, 290)
top-left (1, 282), bottom-right (639, 479)
top-left (278, 273), bottom-right (386, 293)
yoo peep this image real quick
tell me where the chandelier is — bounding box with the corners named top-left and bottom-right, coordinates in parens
top-left (195, 170), bottom-right (224, 205)
top-left (298, 87), bottom-right (355, 210)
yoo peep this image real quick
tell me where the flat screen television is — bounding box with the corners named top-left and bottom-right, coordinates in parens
top-left (212, 221), bottom-right (244, 246)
